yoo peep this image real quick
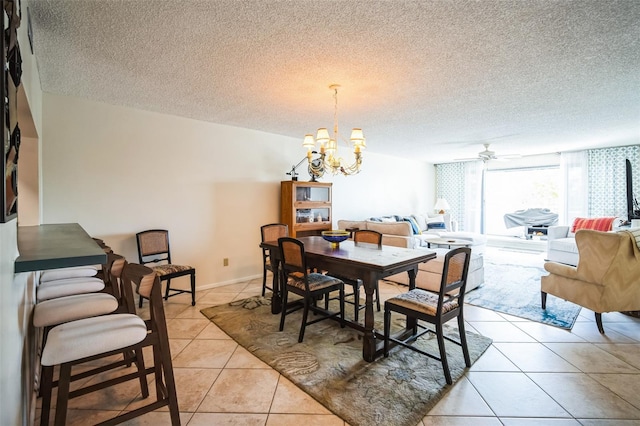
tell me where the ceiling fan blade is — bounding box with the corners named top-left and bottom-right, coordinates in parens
top-left (454, 157), bottom-right (486, 162)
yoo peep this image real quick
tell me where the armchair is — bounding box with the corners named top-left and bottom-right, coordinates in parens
top-left (541, 229), bottom-right (640, 333)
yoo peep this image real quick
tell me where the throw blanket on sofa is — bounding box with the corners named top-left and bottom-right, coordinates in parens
top-left (628, 228), bottom-right (640, 249)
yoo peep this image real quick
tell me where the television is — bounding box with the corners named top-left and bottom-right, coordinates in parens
top-left (626, 159), bottom-right (640, 220)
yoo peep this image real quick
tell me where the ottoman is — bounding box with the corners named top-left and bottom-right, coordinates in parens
top-left (386, 248), bottom-right (484, 293)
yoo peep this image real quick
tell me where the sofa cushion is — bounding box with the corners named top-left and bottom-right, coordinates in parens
top-left (337, 220), bottom-right (367, 231)
top-left (421, 248), bottom-right (484, 273)
top-left (412, 214), bottom-right (428, 231)
top-left (427, 214), bottom-right (445, 225)
top-left (571, 217), bottom-right (617, 233)
top-left (365, 220), bottom-right (413, 237)
top-left (385, 248), bottom-right (484, 293)
top-left (548, 237), bottom-right (580, 254)
top-left (427, 222), bottom-right (446, 230)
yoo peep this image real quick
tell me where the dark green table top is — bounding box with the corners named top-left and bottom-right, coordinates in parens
top-left (15, 223), bottom-right (107, 273)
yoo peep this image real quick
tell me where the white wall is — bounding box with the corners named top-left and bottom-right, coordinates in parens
top-left (41, 93), bottom-right (435, 288)
top-left (0, 222), bottom-right (35, 426)
top-left (0, 12), bottom-right (43, 426)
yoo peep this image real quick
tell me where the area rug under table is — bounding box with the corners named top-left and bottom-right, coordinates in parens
top-left (465, 259), bottom-right (582, 329)
top-left (201, 296), bottom-right (492, 426)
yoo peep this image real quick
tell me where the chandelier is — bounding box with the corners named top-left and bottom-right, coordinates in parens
top-left (303, 84), bottom-right (366, 177)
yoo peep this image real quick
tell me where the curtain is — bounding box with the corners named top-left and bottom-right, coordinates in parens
top-left (560, 151), bottom-right (588, 225)
top-left (588, 145), bottom-right (640, 219)
top-left (435, 162), bottom-right (465, 230)
top-left (463, 161), bottom-right (483, 233)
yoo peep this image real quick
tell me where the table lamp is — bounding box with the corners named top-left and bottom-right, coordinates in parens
top-left (434, 198), bottom-right (450, 214)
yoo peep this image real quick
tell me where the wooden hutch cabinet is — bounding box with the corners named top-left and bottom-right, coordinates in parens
top-left (280, 181), bottom-right (332, 237)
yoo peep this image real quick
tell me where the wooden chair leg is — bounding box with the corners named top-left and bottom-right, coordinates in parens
top-left (164, 278), bottom-right (171, 300)
top-left (595, 312), bottom-right (605, 334)
top-left (383, 308), bottom-right (391, 357)
top-left (190, 271), bottom-right (196, 306)
top-left (299, 297), bottom-right (310, 343)
top-left (39, 365), bottom-right (54, 426)
top-left (262, 268), bottom-right (267, 296)
top-left (458, 313), bottom-right (471, 367)
top-left (339, 287), bottom-right (345, 328)
top-left (541, 291), bottom-right (547, 309)
top-left (436, 322), bottom-right (452, 385)
top-left (353, 282), bottom-right (360, 322)
top-left (279, 289), bottom-right (289, 331)
top-left (134, 348), bottom-right (150, 398)
top-left (54, 363), bottom-right (73, 425)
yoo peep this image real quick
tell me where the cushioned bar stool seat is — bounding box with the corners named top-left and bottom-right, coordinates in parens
top-left (33, 293), bottom-right (119, 328)
top-left (41, 314), bottom-right (147, 366)
top-left (36, 276), bottom-right (105, 301)
top-left (34, 255), bottom-right (125, 326)
top-left (39, 265), bottom-right (99, 282)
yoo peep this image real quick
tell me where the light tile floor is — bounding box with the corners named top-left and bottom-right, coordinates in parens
top-left (36, 248), bottom-right (640, 425)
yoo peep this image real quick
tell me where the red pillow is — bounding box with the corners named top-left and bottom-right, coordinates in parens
top-left (571, 217), bottom-right (616, 233)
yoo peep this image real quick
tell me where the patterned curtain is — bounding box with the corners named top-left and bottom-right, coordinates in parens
top-left (588, 145), bottom-right (640, 219)
top-left (435, 162), bottom-right (465, 230)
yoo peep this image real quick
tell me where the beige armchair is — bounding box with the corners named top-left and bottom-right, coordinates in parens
top-left (541, 229), bottom-right (640, 333)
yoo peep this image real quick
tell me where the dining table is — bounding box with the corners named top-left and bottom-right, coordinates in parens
top-left (260, 236), bottom-right (437, 362)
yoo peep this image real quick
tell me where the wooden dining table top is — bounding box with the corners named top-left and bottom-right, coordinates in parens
top-left (281, 236), bottom-right (436, 271)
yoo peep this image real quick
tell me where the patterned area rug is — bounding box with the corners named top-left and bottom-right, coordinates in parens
top-left (201, 296), bottom-right (492, 426)
top-left (465, 259), bottom-right (582, 329)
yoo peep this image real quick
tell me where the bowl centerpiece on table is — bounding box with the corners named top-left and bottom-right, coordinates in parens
top-left (321, 230), bottom-right (350, 249)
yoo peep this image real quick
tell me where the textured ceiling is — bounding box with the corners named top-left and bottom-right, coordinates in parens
top-left (27, 0), bottom-right (640, 163)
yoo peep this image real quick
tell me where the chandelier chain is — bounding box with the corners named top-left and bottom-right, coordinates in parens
top-left (302, 84), bottom-right (365, 178)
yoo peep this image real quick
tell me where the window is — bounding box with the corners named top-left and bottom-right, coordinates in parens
top-left (484, 166), bottom-right (560, 236)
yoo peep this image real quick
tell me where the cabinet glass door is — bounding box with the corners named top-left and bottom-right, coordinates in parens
top-left (295, 186), bottom-right (330, 202)
top-left (295, 208), bottom-right (330, 223)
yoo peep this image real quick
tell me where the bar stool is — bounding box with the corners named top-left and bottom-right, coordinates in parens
top-left (38, 262), bottom-right (180, 425)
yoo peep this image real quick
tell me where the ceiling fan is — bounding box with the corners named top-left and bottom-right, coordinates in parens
top-left (456, 143), bottom-right (521, 162)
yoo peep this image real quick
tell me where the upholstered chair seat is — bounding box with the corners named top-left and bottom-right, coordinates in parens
top-left (36, 276), bottom-right (105, 301)
top-left (39, 265), bottom-right (99, 282)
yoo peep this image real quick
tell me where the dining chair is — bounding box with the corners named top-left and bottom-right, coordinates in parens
top-left (383, 247), bottom-right (472, 385)
top-left (260, 223), bottom-right (289, 296)
top-left (137, 229), bottom-right (196, 307)
top-left (39, 262), bottom-right (180, 425)
top-left (325, 229), bottom-right (383, 321)
top-left (278, 237), bottom-right (345, 343)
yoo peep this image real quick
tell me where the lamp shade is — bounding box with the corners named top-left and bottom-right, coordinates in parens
top-left (316, 128), bottom-right (330, 145)
top-left (434, 198), bottom-right (450, 213)
top-left (326, 138), bottom-right (337, 154)
top-left (302, 134), bottom-right (315, 150)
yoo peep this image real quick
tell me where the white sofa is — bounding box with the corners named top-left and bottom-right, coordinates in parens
top-left (337, 214), bottom-right (487, 253)
top-left (336, 215), bottom-right (487, 292)
top-left (546, 217), bottom-right (624, 266)
top-left (546, 226), bottom-right (579, 266)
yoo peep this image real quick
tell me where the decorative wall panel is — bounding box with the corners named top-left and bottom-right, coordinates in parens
top-left (2, 0), bottom-right (21, 222)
